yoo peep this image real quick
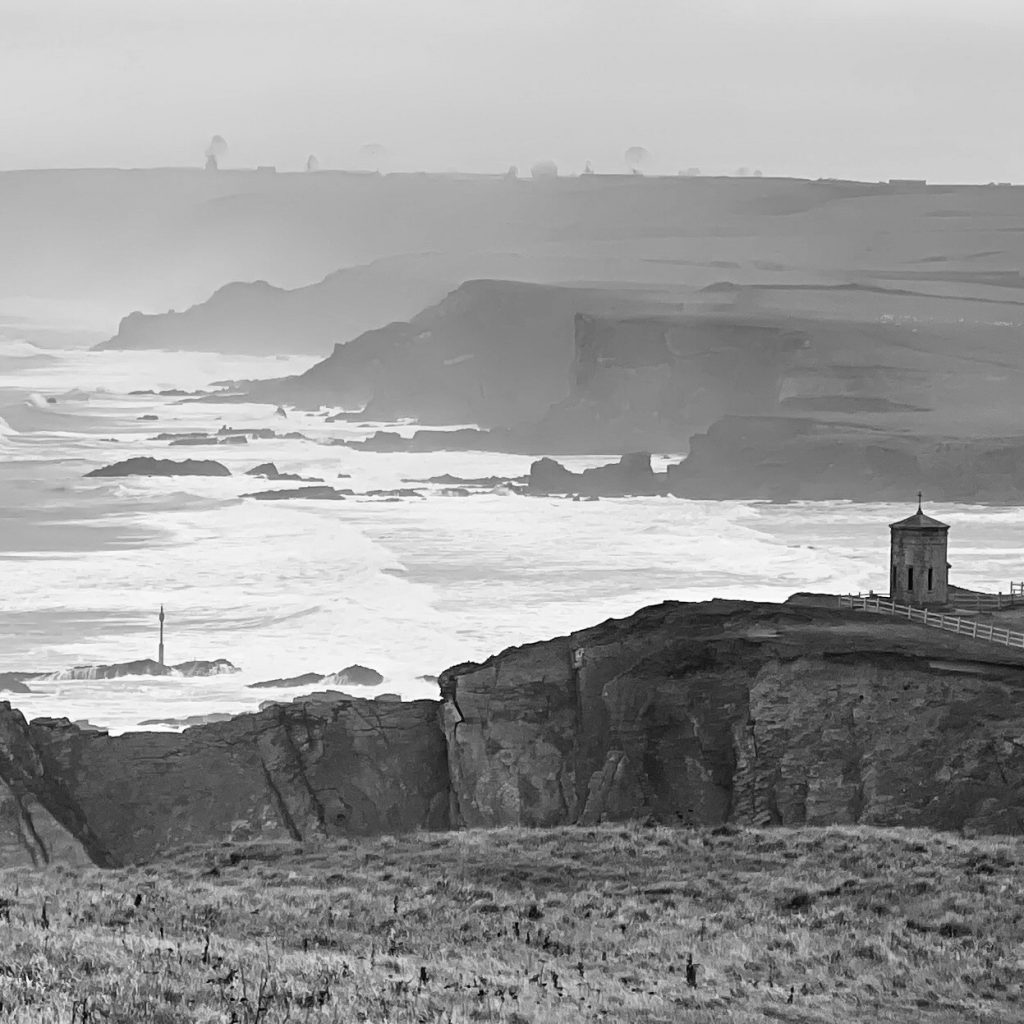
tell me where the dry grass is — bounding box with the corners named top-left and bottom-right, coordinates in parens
top-left (0, 824), bottom-right (1020, 1022)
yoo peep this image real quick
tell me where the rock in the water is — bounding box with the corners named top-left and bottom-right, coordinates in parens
top-left (40, 659), bottom-right (238, 681)
top-left (245, 463), bottom-right (320, 482)
top-left (0, 672), bottom-right (37, 693)
top-left (174, 659), bottom-right (238, 678)
top-left (405, 473), bottom-right (527, 488)
top-left (136, 414), bottom-right (159, 421)
top-left (248, 672), bottom-right (325, 690)
top-left (86, 457), bottom-right (230, 478)
top-left (322, 664), bottom-right (384, 687)
top-left (364, 488), bottom-right (425, 499)
top-left (241, 485), bottom-right (347, 501)
top-left (529, 452), bottom-right (665, 497)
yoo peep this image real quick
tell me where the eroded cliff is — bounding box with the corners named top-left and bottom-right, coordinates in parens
top-left (0, 697), bottom-right (448, 866)
top-left (5, 598), bottom-right (1024, 867)
top-left (438, 600), bottom-right (1024, 835)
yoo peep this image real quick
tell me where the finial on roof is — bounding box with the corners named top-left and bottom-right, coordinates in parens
top-left (917, 491), bottom-right (923, 513)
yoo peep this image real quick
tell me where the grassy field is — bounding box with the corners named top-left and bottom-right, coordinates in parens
top-left (0, 824), bottom-right (1020, 1023)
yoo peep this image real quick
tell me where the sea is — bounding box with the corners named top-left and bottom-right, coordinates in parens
top-left (2, 326), bottom-right (1023, 734)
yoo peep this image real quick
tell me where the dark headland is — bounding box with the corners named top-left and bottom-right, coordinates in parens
top-left (4, 594), bottom-right (1024, 870)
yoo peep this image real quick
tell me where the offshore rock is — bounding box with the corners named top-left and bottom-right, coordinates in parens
top-left (322, 665), bottom-right (385, 687)
top-left (248, 672), bottom-right (325, 690)
top-left (41, 659), bottom-right (238, 681)
top-left (528, 453), bottom-right (666, 497)
top-left (0, 673), bottom-right (36, 693)
top-left (86, 457), bottom-right (231, 478)
top-left (241, 485), bottom-right (347, 501)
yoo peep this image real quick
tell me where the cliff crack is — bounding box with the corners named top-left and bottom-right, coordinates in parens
top-left (257, 757), bottom-right (303, 842)
top-left (15, 793), bottom-right (48, 867)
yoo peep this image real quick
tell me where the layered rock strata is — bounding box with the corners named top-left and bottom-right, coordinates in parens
top-left (4, 599), bottom-right (1024, 867)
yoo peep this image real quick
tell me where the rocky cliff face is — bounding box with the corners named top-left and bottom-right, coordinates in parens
top-left (0, 697), bottom-right (448, 867)
top-left (5, 599), bottom-right (1024, 867)
top-left (439, 600), bottom-right (1024, 835)
top-left (668, 416), bottom-right (1024, 502)
top-left (250, 280), bottom-right (602, 427)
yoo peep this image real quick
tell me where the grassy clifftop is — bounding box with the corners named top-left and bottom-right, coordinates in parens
top-left (0, 824), bottom-right (1020, 1022)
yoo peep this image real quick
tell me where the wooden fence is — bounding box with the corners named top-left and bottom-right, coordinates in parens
top-left (838, 594), bottom-right (1024, 650)
top-left (948, 587), bottom-right (1024, 611)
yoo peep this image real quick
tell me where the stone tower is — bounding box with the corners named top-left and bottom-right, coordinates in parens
top-left (889, 496), bottom-right (949, 606)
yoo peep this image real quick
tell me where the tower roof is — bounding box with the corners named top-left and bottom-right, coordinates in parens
top-left (890, 509), bottom-right (949, 530)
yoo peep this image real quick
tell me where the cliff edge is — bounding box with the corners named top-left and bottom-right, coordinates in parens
top-left (4, 598), bottom-right (1024, 866)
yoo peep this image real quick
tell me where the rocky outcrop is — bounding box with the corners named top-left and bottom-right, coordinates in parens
top-left (41, 659), bottom-right (237, 681)
top-left (0, 696), bottom-right (449, 866)
top-left (667, 417), bottom-right (1024, 502)
top-left (247, 665), bottom-right (383, 690)
top-left (529, 453), bottom-right (666, 496)
top-left (439, 599), bottom-right (1024, 835)
top-left (245, 462), bottom-right (320, 483)
top-left (86, 458), bottom-right (230, 478)
top-left (0, 673), bottom-right (34, 693)
top-left (323, 665), bottom-right (384, 687)
top-left (7, 598), bottom-right (1024, 867)
top-left (241, 485), bottom-right (348, 501)
top-left (248, 672), bottom-right (326, 690)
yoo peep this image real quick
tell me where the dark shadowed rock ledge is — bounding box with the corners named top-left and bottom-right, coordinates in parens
top-left (4, 598), bottom-right (1024, 867)
top-left (86, 458), bottom-right (231, 478)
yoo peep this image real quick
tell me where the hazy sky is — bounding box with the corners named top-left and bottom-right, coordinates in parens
top-left (1, 0), bottom-right (1022, 182)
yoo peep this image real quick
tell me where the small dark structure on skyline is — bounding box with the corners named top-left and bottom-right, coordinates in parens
top-left (158, 605), bottom-right (165, 667)
top-left (890, 494), bottom-right (949, 606)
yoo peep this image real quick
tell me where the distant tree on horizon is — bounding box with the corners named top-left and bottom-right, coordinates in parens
top-left (530, 160), bottom-right (558, 180)
top-left (306, 154), bottom-right (320, 172)
top-left (625, 146), bottom-right (651, 174)
top-left (204, 134), bottom-right (228, 171)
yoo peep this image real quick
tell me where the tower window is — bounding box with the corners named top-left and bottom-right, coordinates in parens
top-left (928, 567), bottom-right (933, 590)
top-left (907, 567), bottom-right (914, 590)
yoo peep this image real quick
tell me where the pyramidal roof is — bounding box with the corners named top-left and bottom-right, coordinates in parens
top-left (890, 508), bottom-right (949, 530)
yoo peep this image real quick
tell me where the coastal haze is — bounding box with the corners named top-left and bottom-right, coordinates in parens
top-left (8, 4), bottom-right (1024, 1021)
top-left (7, 168), bottom-right (1024, 732)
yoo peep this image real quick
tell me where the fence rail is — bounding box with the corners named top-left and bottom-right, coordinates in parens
top-left (838, 594), bottom-right (1024, 650)
top-left (949, 589), bottom-right (1023, 611)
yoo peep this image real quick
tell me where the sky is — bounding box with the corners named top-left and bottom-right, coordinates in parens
top-left (1, 0), bottom-right (1022, 182)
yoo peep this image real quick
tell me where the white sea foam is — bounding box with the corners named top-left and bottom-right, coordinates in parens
top-left (2, 343), bottom-right (1023, 734)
